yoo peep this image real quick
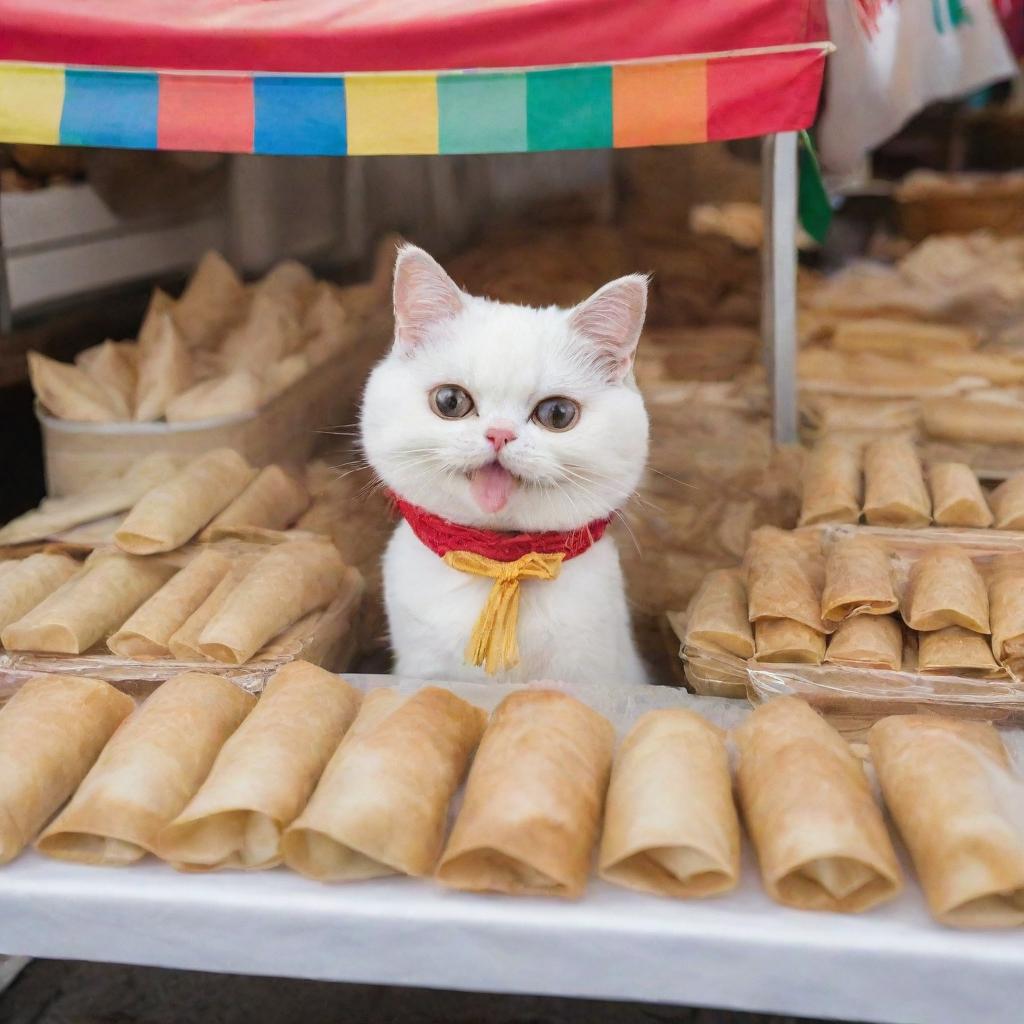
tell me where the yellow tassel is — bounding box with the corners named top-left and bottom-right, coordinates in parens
top-left (443, 549), bottom-right (565, 674)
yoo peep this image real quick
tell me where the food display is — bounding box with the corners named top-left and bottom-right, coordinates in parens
top-left (436, 690), bottom-right (614, 899)
top-left (598, 708), bottom-right (739, 899)
top-left (27, 250), bottom-right (383, 425)
top-left (284, 686), bottom-right (485, 881)
top-left (735, 698), bottom-right (902, 913)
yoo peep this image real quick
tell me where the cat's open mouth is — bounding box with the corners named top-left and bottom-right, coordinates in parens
top-left (469, 461), bottom-right (519, 514)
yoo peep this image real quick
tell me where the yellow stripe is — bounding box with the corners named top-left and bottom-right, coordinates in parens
top-left (345, 74), bottom-right (438, 155)
top-left (0, 65), bottom-right (64, 144)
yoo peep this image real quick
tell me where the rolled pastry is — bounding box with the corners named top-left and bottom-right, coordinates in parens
top-left (0, 452), bottom-right (185, 546)
top-left (138, 288), bottom-right (174, 351)
top-left (745, 527), bottom-right (830, 633)
top-left (283, 686), bottom-right (485, 881)
top-left (929, 462), bottom-right (993, 528)
top-left (133, 312), bottom-right (193, 421)
top-left (37, 672), bottom-right (254, 865)
top-left (173, 250), bottom-right (245, 348)
top-left (923, 397), bottom-right (1024, 447)
top-left (902, 546), bottom-right (989, 633)
top-left (0, 674), bottom-right (134, 863)
top-left (753, 618), bottom-right (826, 664)
top-left (825, 614), bottom-right (902, 670)
top-left (158, 662), bottom-right (362, 871)
top-left (115, 448), bottom-right (256, 555)
top-left (164, 370), bottom-right (263, 424)
top-left (821, 534), bottom-right (897, 623)
top-left (262, 354), bottom-right (309, 400)
top-left (200, 465), bottom-right (310, 541)
top-left (989, 554), bottom-right (1024, 662)
top-left (28, 351), bottom-right (123, 422)
top-left (598, 709), bottom-right (740, 898)
top-left (863, 436), bottom-right (931, 528)
top-left (870, 715), bottom-right (1024, 927)
top-left (107, 548), bottom-right (232, 658)
top-left (0, 553), bottom-right (80, 632)
top-left (1, 552), bottom-right (174, 654)
top-left (799, 438), bottom-right (862, 526)
top-left (917, 626), bottom-right (1001, 676)
top-left (735, 697), bottom-right (902, 913)
top-left (220, 294), bottom-right (301, 371)
top-left (923, 351), bottom-right (1024, 387)
top-left (198, 540), bottom-right (345, 664)
top-left (831, 318), bottom-right (976, 357)
top-left (989, 474), bottom-right (1024, 531)
top-left (75, 340), bottom-right (136, 419)
top-left (166, 559), bottom-right (253, 661)
top-left (685, 568), bottom-right (754, 658)
top-left (436, 690), bottom-right (614, 899)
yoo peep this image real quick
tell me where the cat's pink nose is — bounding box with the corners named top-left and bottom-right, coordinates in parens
top-left (485, 426), bottom-right (517, 451)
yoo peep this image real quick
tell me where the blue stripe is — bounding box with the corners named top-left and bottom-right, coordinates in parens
top-left (60, 70), bottom-right (158, 149)
top-left (253, 76), bottom-right (346, 155)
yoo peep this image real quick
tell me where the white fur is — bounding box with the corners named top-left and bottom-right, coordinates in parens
top-left (360, 245), bottom-right (650, 687)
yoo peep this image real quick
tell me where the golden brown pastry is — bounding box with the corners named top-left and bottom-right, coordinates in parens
top-left (166, 558), bottom-right (253, 661)
top-left (824, 614), bottom-right (902, 670)
top-left (917, 626), bottom-right (1001, 676)
top-left (735, 697), bottom-right (902, 912)
top-left (172, 250), bottom-right (245, 348)
top-left (685, 568), bottom-right (754, 658)
top-left (902, 546), bottom-right (989, 633)
top-left (862, 436), bottom-right (931, 528)
top-left (164, 370), bottom-right (263, 423)
top-left (0, 553), bottom-right (80, 633)
top-left (798, 438), bottom-right (862, 526)
top-left (219, 294), bottom-right (300, 371)
top-left (870, 715), bottom-right (1024, 927)
top-left (599, 709), bottom-right (739, 898)
top-left (107, 548), bottom-right (232, 658)
top-left (753, 618), bottom-right (826, 664)
top-left (923, 397), bottom-right (1024, 447)
top-left (437, 690), bottom-right (614, 899)
top-left (197, 540), bottom-right (345, 664)
top-left (928, 462), bottom-right (993, 528)
top-left (200, 465), bottom-right (310, 541)
top-left (114, 448), bottom-right (256, 555)
top-left (1, 552), bottom-right (174, 654)
top-left (37, 672), bottom-right (254, 865)
top-left (28, 351), bottom-right (124, 422)
top-left (989, 554), bottom-right (1024, 662)
top-left (0, 674), bottom-right (134, 863)
top-left (75, 340), bottom-right (136, 419)
top-left (989, 474), bottom-right (1024, 531)
top-left (745, 527), bottom-right (830, 633)
top-left (133, 312), bottom-right (193, 421)
top-left (821, 535), bottom-right (897, 623)
top-left (283, 686), bottom-right (485, 881)
top-left (158, 662), bottom-right (362, 870)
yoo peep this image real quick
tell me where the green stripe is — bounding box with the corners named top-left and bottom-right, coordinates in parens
top-left (526, 66), bottom-right (612, 151)
top-left (438, 72), bottom-right (527, 154)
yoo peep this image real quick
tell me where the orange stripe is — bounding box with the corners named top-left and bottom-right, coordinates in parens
top-left (612, 60), bottom-right (707, 148)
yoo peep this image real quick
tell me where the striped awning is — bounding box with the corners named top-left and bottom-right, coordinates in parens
top-left (0, 0), bottom-right (831, 156)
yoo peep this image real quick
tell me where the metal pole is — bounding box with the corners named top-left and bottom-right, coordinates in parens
top-left (761, 131), bottom-right (798, 445)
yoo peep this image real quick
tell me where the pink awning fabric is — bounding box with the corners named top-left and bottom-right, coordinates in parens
top-left (0, 0), bottom-right (829, 74)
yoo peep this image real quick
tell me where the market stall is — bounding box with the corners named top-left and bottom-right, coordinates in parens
top-left (2, 3), bottom-right (1024, 1023)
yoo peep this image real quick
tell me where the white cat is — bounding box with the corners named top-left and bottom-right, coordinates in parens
top-left (360, 244), bottom-right (650, 687)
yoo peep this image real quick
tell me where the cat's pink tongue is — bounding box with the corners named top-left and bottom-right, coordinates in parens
top-left (470, 463), bottom-right (517, 514)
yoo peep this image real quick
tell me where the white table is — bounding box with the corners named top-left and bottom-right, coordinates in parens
top-left (1, 849), bottom-right (1021, 1024)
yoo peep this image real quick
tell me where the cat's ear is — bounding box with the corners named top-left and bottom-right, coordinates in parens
top-left (392, 244), bottom-right (465, 351)
top-left (569, 274), bottom-right (649, 382)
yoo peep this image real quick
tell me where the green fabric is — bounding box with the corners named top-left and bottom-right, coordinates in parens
top-left (438, 72), bottom-right (527, 154)
top-left (798, 129), bottom-right (831, 244)
top-left (525, 66), bottom-right (612, 151)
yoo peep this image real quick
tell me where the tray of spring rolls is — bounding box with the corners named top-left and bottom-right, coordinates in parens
top-left (674, 522), bottom-right (1024, 722)
top-left (0, 449), bottom-right (363, 692)
top-left (0, 668), bottom-right (1020, 1024)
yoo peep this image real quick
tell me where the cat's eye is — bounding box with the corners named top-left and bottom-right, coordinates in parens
top-left (431, 384), bottom-right (475, 419)
top-left (533, 396), bottom-right (580, 432)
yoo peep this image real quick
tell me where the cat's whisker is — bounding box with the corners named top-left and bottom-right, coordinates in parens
top-left (647, 467), bottom-right (700, 491)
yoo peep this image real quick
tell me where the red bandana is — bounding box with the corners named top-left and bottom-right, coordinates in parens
top-left (391, 494), bottom-right (611, 563)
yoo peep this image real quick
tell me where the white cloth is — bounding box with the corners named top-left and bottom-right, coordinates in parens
top-left (819, 0), bottom-right (1019, 176)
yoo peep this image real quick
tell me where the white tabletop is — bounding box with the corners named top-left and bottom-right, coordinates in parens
top-left (1, 677), bottom-right (1021, 1023)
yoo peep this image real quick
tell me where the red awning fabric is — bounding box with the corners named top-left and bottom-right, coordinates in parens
top-left (0, 0), bottom-right (829, 74)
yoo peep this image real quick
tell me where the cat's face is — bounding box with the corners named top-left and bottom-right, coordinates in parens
top-left (361, 246), bottom-right (649, 532)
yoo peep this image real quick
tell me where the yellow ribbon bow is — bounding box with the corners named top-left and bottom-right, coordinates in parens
top-left (443, 549), bottom-right (565, 675)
